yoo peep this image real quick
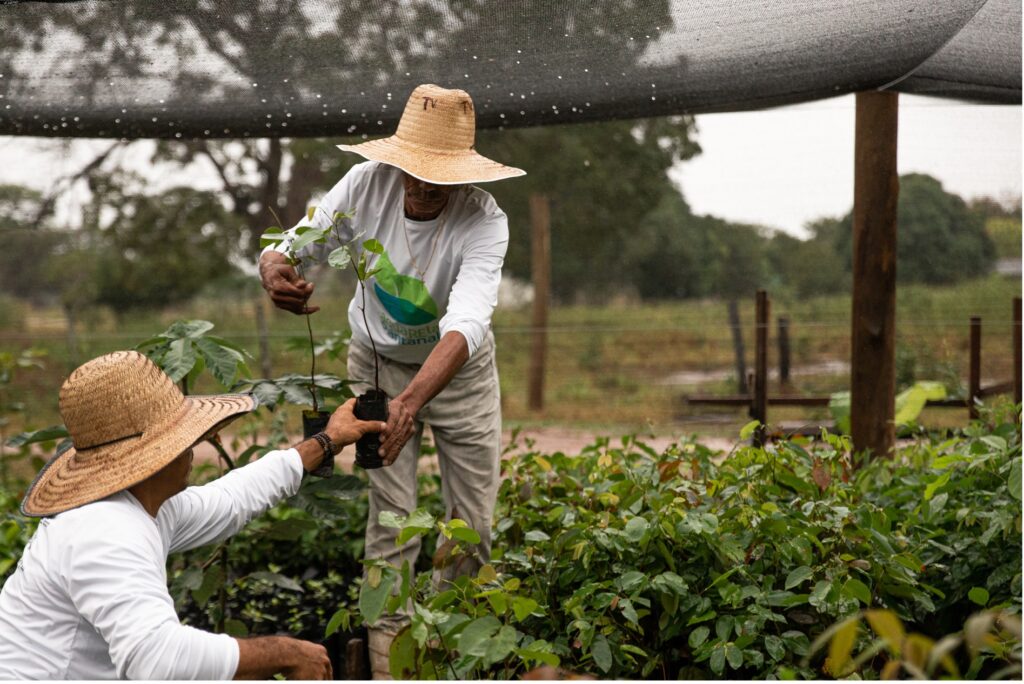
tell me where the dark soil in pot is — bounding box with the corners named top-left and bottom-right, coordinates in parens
top-left (354, 389), bottom-right (388, 470)
top-left (302, 409), bottom-right (333, 477)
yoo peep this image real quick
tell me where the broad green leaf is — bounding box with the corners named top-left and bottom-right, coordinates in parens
top-left (688, 626), bottom-right (710, 648)
top-left (1009, 458), bottom-right (1021, 501)
top-left (378, 511), bottom-right (403, 528)
top-left (389, 628), bottom-right (418, 679)
top-left (327, 246), bottom-right (351, 270)
top-left (616, 570), bottom-right (646, 593)
top-left (784, 566), bottom-right (813, 590)
top-left (591, 634), bottom-right (612, 673)
top-left (458, 615), bottom-right (501, 657)
top-left (865, 610), bottom-right (904, 656)
top-left (359, 567), bottom-right (397, 625)
top-left (195, 337), bottom-right (243, 387)
top-left (363, 238), bottom-right (385, 254)
top-left (483, 625), bottom-right (518, 667)
top-left (290, 225), bottom-right (330, 253)
top-left (651, 571), bottom-right (688, 595)
top-left (809, 580), bottom-right (831, 608)
top-left (726, 644), bottom-right (743, 670)
top-left (162, 337), bottom-right (197, 383)
top-left (477, 563), bottom-right (498, 583)
top-left (449, 526), bottom-right (482, 544)
top-left (894, 381), bottom-right (946, 425)
top-left (192, 565), bottom-right (223, 605)
top-left (325, 608), bottom-right (349, 637)
top-left (709, 645), bottom-right (726, 675)
top-left (716, 615), bottom-right (734, 641)
top-left (516, 648), bottom-right (559, 668)
top-left (5, 424), bottom-right (68, 448)
top-left (740, 419), bottom-right (761, 440)
top-left (764, 634), bottom-right (785, 661)
top-left (512, 597), bottom-right (538, 622)
top-left (623, 516), bottom-right (649, 542)
top-left (924, 470), bottom-right (951, 501)
top-left (828, 617), bottom-right (859, 676)
top-left (967, 587), bottom-right (989, 606)
top-left (842, 578), bottom-right (872, 605)
top-left (524, 530), bottom-right (550, 542)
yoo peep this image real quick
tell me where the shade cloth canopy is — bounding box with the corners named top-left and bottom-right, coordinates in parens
top-left (0, 0), bottom-right (1019, 139)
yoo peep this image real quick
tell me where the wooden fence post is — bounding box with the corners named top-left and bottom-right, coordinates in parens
top-left (752, 290), bottom-right (769, 445)
top-left (728, 300), bottom-right (748, 394)
top-left (528, 194), bottom-right (551, 411)
top-left (1014, 297), bottom-right (1021, 407)
top-left (851, 91), bottom-right (898, 459)
top-left (969, 316), bottom-right (981, 420)
top-left (777, 316), bottom-right (791, 387)
top-left (346, 638), bottom-right (366, 679)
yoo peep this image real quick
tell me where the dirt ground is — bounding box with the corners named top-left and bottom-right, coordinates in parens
top-left (193, 425), bottom-right (737, 473)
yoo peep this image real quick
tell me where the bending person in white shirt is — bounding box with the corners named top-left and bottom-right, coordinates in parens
top-left (0, 350), bottom-right (385, 680)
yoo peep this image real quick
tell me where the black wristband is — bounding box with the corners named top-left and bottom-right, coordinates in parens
top-left (312, 431), bottom-right (335, 463)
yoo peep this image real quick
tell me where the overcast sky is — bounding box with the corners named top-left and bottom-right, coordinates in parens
top-left (672, 94), bottom-right (1022, 237)
top-left (0, 93), bottom-right (1020, 238)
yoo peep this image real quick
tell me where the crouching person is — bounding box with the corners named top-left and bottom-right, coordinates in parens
top-left (0, 350), bottom-right (385, 680)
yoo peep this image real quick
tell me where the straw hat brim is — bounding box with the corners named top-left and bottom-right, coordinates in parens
top-left (21, 393), bottom-right (255, 517)
top-left (337, 137), bottom-right (526, 185)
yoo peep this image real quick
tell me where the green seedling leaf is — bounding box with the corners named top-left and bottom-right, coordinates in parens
top-left (785, 566), bottom-right (813, 590)
top-left (325, 608), bottom-right (349, 637)
top-left (591, 634), bottom-right (612, 673)
top-left (512, 596), bottom-right (538, 621)
top-left (449, 526), bottom-right (482, 544)
top-left (842, 578), bottom-right (872, 605)
top-left (764, 634), bottom-right (785, 661)
top-left (458, 615), bottom-right (501, 657)
top-left (483, 625), bottom-right (518, 667)
top-left (289, 225), bottom-right (330, 253)
top-left (363, 238), bottom-right (385, 254)
top-left (359, 566), bottom-right (397, 625)
top-left (967, 587), bottom-right (989, 606)
top-left (688, 626), bottom-right (710, 648)
top-left (1009, 458), bottom-right (1021, 501)
top-left (740, 419), bottom-right (761, 440)
top-left (327, 246), bottom-right (351, 270)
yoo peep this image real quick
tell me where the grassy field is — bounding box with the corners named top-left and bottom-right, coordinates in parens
top-left (1, 274), bottom-right (1019, 440)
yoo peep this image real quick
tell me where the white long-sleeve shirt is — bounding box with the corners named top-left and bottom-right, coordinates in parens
top-left (265, 161), bottom-right (509, 364)
top-left (0, 448), bottom-right (304, 680)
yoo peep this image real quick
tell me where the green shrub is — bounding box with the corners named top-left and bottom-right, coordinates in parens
top-left (367, 411), bottom-right (1021, 679)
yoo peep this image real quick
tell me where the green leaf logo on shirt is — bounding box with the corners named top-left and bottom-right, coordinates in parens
top-left (372, 252), bottom-right (439, 326)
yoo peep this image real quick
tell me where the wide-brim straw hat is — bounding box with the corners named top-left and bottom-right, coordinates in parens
top-left (21, 350), bottom-right (255, 517)
top-left (337, 83), bottom-right (526, 185)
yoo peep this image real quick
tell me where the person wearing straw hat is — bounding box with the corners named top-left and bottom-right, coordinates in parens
top-left (259, 83), bottom-right (524, 677)
top-left (0, 350), bottom-right (385, 680)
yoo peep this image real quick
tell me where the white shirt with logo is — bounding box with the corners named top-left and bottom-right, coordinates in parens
top-left (268, 161), bottom-right (509, 364)
top-left (0, 449), bottom-right (304, 680)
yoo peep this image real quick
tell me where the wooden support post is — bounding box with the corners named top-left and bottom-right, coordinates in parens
top-left (728, 300), bottom-right (748, 394)
top-left (1014, 297), bottom-right (1021, 407)
top-left (346, 638), bottom-right (366, 679)
top-left (255, 297), bottom-right (272, 378)
top-left (528, 194), bottom-right (551, 411)
top-left (851, 91), bottom-right (899, 459)
top-left (778, 316), bottom-right (791, 387)
top-left (969, 316), bottom-right (981, 420)
top-left (752, 290), bottom-right (769, 445)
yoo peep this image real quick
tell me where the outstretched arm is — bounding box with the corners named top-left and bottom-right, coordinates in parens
top-left (164, 399), bottom-right (384, 553)
top-left (377, 330), bottom-right (469, 465)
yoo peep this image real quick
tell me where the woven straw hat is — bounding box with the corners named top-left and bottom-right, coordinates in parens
top-left (337, 83), bottom-right (525, 185)
top-left (21, 351), bottom-right (255, 517)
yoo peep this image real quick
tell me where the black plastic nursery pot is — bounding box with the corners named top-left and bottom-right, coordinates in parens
top-left (354, 389), bottom-right (389, 470)
top-left (302, 409), bottom-right (333, 478)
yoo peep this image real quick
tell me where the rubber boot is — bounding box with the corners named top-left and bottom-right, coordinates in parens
top-left (368, 627), bottom-right (397, 680)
